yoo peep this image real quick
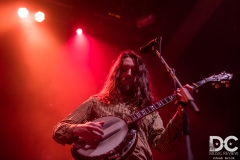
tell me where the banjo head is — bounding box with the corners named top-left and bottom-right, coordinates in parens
top-left (73, 116), bottom-right (129, 159)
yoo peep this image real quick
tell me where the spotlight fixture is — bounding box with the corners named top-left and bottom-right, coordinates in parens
top-left (18, 8), bottom-right (29, 18)
top-left (35, 11), bottom-right (45, 22)
top-left (76, 29), bottom-right (83, 35)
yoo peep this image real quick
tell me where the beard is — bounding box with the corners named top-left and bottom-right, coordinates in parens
top-left (119, 82), bottom-right (136, 97)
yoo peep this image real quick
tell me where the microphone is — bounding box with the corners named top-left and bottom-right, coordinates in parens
top-left (140, 37), bottom-right (161, 53)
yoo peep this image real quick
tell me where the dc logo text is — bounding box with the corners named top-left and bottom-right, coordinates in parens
top-left (209, 136), bottom-right (238, 152)
top-left (209, 135), bottom-right (239, 157)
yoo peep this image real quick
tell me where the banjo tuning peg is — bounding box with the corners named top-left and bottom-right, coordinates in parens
top-left (225, 81), bottom-right (230, 88)
top-left (212, 82), bottom-right (219, 89)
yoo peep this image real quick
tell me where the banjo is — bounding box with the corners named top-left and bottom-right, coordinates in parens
top-left (71, 72), bottom-right (232, 160)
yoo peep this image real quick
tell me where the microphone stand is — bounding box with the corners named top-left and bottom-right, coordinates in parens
top-left (152, 37), bottom-right (200, 160)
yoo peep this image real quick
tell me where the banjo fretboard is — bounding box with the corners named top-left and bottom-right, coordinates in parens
top-left (125, 71), bottom-right (232, 124)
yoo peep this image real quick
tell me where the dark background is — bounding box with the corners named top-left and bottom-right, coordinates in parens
top-left (0, 0), bottom-right (239, 160)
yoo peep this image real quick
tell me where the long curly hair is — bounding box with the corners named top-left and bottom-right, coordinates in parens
top-left (98, 50), bottom-right (155, 108)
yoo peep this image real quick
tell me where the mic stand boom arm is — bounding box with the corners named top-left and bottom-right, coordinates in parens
top-left (156, 50), bottom-right (200, 113)
top-left (154, 46), bottom-right (200, 160)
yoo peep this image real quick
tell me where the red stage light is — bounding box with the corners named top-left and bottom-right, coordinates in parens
top-left (76, 29), bottom-right (83, 35)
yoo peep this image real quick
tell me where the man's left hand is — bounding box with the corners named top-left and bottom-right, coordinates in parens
top-left (174, 84), bottom-right (194, 116)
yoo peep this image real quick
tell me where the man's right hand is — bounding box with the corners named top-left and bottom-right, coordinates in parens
top-left (73, 121), bottom-right (104, 142)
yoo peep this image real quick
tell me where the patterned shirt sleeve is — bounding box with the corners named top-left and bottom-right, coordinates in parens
top-left (149, 111), bottom-right (183, 153)
top-left (52, 97), bottom-right (95, 145)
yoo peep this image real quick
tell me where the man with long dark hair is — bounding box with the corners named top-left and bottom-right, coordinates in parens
top-left (52, 50), bottom-right (190, 160)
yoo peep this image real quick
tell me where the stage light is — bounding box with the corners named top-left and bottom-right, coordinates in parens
top-left (136, 13), bottom-right (155, 28)
top-left (108, 12), bottom-right (121, 19)
top-left (76, 29), bottom-right (83, 35)
top-left (35, 11), bottom-right (45, 22)
top-left (18, 8), bottom-right (29, 18)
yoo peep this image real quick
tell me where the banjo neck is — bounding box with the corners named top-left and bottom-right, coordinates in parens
top-left (125, 71), bottom-right (232, 125)
top-left (125, 94), bottom-right (176, 124)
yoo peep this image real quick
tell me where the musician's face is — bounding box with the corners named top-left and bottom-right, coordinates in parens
top-left (119, 57), bottom-right (137, 94)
